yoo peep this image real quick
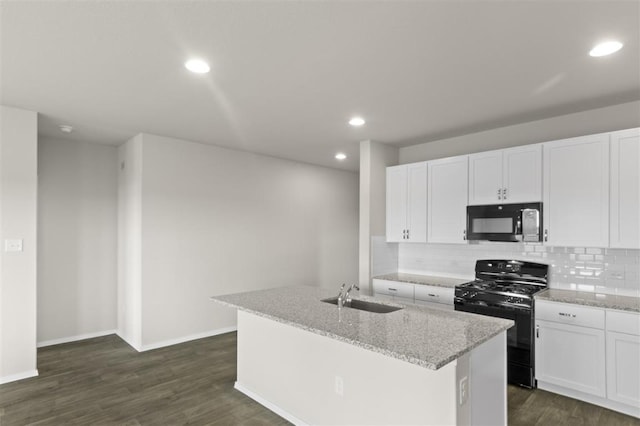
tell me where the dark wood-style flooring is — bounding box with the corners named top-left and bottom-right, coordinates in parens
top-left (0, 333), bottom-right (637, 425)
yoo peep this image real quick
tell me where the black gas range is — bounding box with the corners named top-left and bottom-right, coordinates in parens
top-left (454, 259), bottom-right (549, 388)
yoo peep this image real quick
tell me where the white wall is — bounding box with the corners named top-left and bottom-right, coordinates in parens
top-left (37, 138), bottom-right (118, 346)
top-left (0, 105), bottom-right (38, 383)
top-left (359, 140), bottom-right (398, 294)
top-left (400, 101), bottom-right (640, 163)
top-left (118, 133), bottom-right (359, 350)
top-left (117, 135), bottom-right (143, 350)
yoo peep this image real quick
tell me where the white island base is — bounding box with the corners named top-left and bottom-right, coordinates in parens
top-left (234, 311), bottom-right (507, 426)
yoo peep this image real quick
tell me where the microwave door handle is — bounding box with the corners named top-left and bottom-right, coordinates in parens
top-left (516, 211), bottom-right (523, 234)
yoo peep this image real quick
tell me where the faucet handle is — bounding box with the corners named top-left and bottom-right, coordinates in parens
top-left (337, 283), bottom-right (346, 297)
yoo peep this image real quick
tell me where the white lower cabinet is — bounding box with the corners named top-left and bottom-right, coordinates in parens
top-left (535, 319), bottom-right (606, 397)
top-left (535, 300), bottom-right (640, 418)
top-left (371, 279), bottom-right (414, 304)
top-left (372, 279), bottom-right (454, 308)
top-left (414, 285), bottom-right (454, 308)
top-left (606, 311), bottom-right (640, 409)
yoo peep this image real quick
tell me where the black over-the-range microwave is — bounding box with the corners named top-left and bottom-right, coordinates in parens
top-left (466, 202), bottom-right (543, 242)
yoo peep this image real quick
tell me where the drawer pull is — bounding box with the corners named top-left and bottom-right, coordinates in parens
top-left (427, 293), bottom-right (438, 297)
top-left (558, 312), bottom-right (576, 318)
top-left (388, 288), bottom-right (397, 292)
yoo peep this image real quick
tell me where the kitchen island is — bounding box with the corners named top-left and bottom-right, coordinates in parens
top-left (212, 286), bottom-right (513, 425)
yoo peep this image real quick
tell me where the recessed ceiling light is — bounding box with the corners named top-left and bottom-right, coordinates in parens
top-left (185, 59), bottom-right (210, 74)
top-left (335, 153), bottom-right (347, 160)
top-left (59, 124), bottom-right (73, 133)
top-left (589, 41), bottom-right (623, 57)
top-left (349, 117), bottom-right (365, 127)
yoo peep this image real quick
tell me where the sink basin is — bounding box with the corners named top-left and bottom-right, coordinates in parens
top-left (322, 297), bottom-right (403, 313)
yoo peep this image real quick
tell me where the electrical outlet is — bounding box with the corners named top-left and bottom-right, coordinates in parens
top-left (459, 376), bottom-right (468, 405)
top-left (4, 239), bottom-right (23, 252)
top-left (335, 375), bottom-right (344, 396)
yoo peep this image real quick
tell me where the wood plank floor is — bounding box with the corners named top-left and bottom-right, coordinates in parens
top-left (0, 333), bottom-right (637, 425)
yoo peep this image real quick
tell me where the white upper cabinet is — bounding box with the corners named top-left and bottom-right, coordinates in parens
top-left (502, 144), bottom-right (542, 203)
top-left (386, 165), bottom-right (408, 243)
top-left (428, 155), bottom-right (468, 244)
top-left (543, 134), bottom-right (610, 247)
top-left (468, 150), bottom-right (503, 205)
top-left (610, 128), bottom-right (640, 249)
top-left (386, 162), bottom-right (427, 243)
top-left (468, 144), bottom-right (542, 205)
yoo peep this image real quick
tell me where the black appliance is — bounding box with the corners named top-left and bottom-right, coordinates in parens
top-left (454, 259), bottom-right (548, 388)
top-left (466, 202), bottom-right (542, 242)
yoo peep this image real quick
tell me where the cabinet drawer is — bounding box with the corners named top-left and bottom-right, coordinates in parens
top-left (607, 310), bottom-right (640, 336)
top-left (372, 279), bottom-right (414, 299)
top-left (536, 300), bottom-right (605, 329)
top-left (414, 285), bottom-right (454, 305)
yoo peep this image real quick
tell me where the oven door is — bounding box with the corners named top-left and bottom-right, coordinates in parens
top-left (454, 300), bottom-right (535, 387)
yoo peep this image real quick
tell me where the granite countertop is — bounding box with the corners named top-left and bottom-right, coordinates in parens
top-left (212, 286), bottom-right (513, 370)
top-left (535, 289), bottom-right (640, 313)
top-left (372, 273), bottom-right (469, 288)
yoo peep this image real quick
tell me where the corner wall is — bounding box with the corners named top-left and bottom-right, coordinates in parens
top-left (117, 135), bottom-right (143, 350)
top-left (118, 133), bottom-right (359, 350)
top-left (359, 140), bottom-right (399, 294)
top-left (37, 138), bottom-right (118, 346)
top-left (0, 105), bottom-right (38, 383)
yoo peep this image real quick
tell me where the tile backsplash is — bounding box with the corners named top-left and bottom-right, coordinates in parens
top-left (372, 236), bottom-right (640, 297)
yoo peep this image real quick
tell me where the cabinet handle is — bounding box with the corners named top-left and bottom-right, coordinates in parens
top-left (536, 325), bottom-right (539, 338)
top-left (503, 188), bottom-right (507, 199)
top-left (463, 229), bottom-right (467, 241)
top-left (558, 312), bottom-right (576, 318)
top-left (407, 229), bottom-right (410, 240)
top-left (497, 188), bottom-right (502, 200)
top-left (402, 229), bottom-right (406, 240)
top-left (544, 229), bottom-right (548, 242)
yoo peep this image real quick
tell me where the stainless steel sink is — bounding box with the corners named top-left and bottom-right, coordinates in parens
top-left (321, 297), bottom-right (403, 313)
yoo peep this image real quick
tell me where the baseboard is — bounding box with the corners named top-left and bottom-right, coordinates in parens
top-left (138, 326), bottom-right (237, 352)
top-left (115, 330), bottom-right (142, 352)
top-left (538, 381), bottom-right (640, 419)
top-left (234, 381), bottom-right (308, 426)
top-left (37, 330), bottom-right (117, 348)
top-left (0, 369), bottom-right (39, 385)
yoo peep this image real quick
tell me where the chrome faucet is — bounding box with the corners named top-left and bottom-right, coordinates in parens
top-left (337, 283), bottom-right (347, 308)
top-left (343, 284), bottom-right (360, 306)
top-left (337, 283), bottom-right (360, 308)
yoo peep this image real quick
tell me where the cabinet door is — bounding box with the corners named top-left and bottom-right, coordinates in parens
top-left (503, 144), bottom-right (542, 203)
top-left (543, 134), bottom-right (609, 247)
top-left (610, 128), bottom-right (640, 249)
top-left (428, 156), bottom-right (469, 244)
top-left (468, 150), bottom-right (502, 205)
top-left (406, 162), bottom-right (428, 242)
top-left (386, 165), bottom-right (407, 242)
top-left (535, 319), bottom-right (606, 397)
top-left (606, 331), bottom-right (640, 407)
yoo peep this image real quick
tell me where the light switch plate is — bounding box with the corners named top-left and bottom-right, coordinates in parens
top-left (4, 239), bottom-right (23, 252)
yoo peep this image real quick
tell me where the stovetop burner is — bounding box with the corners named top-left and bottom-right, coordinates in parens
top-left (455, 260), bottom-right (549, 310)
top-left (459, 279), bottom-right (542, 297)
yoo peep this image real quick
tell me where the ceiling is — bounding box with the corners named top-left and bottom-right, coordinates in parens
top-left (1, 1), bottom-right (638, 171)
